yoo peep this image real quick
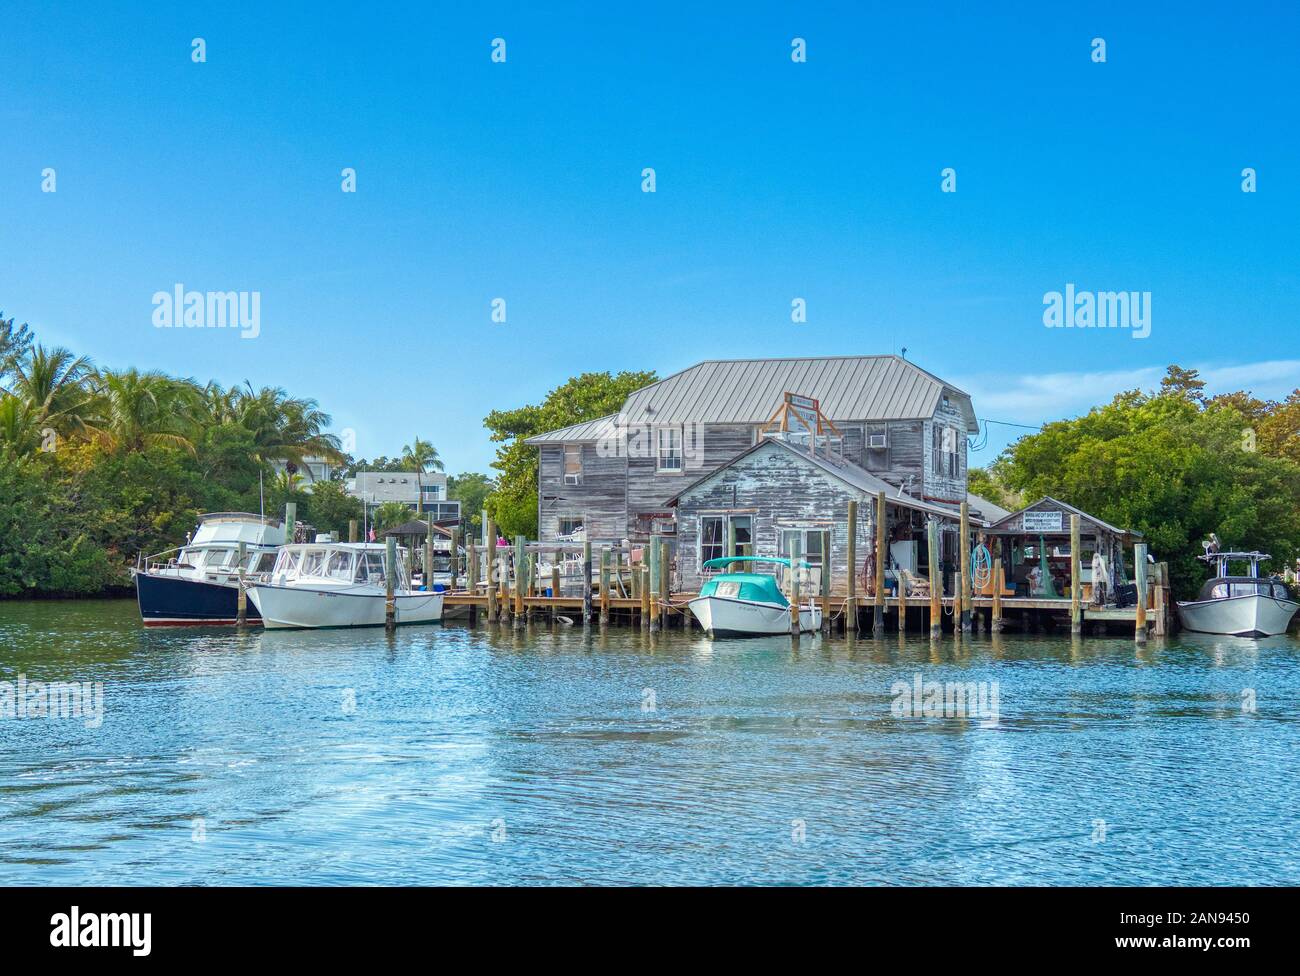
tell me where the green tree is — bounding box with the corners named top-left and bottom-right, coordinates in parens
top-left (401, 437), bottom-right (443, 472)
top-left (447, 471), bottom-right (494, 532)
top-left (83, 369), bottom-right (198, 454)
top-left (374, 501), bottom-right (413, 533)
top-left (7, 344), bottom-right (95, 435)
top-left (302, 478), bottom-right (363, 537)
top-left (993, 367), bottom-right (1300, 598)
top-left (483, 370), bottom-right (656, 537)
top-left (0, 313), bottom-right (34, 387)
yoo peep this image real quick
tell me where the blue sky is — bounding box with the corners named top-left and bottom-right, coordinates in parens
top-left (3, 2), bottom-right (1297, 474)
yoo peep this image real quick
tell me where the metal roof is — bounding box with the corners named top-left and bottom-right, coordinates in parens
top-left (618, 356), bottom-right (977, 431)
top-left (966, 492), bottom-right (1012, 525)
top-left (524, 414), bottom-right (619, 445)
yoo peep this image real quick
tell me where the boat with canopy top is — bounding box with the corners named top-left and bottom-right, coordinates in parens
top-left (687, 556), bottom-right (822, 637)
top-left (247, 542), bottom-right (443, 629)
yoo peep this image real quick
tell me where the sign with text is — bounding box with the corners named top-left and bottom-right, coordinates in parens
top-left (785, 393), bottom-right (821, 434)
top-left (1023, 510), bottom-right (1064, 532)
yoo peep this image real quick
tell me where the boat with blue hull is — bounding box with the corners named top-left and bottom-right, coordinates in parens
top-left (133, 513), bottom-right (285, 626)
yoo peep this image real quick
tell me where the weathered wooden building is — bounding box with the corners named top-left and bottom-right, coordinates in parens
top-left (665, 434), bottom-right (996, 593)
top-left (526, 355), bottom-right (983, 546)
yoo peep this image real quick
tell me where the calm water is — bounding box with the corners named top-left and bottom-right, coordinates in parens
top-left (1, 598), bottom-right (1298, 886)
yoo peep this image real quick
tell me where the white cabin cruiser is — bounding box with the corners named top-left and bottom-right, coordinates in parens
top-left (1176, 548), bottom-right (1297, 638)
top-left (134, 513), bottom-right (285, 625)
top-left (247, 542), bottom-right (443, 629)
top-left (688, 556), bottom-right (822, 638)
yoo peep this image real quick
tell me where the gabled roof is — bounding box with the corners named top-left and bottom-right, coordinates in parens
top-left (620, 356), bottom-right (977, 430)
top-left (986, 496), bottom-right (1140, 538)
top-left (524, 414), bottom-right (619, 445)
top-left (665, 436), bottom-right (963, 520)
top-left (524, 356), bottom-right (978, 444)
top-left (966, 492), bottom-right (1012, 525)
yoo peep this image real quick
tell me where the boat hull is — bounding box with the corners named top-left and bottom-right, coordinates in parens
top-left (135, 571), bottom-right (257, 626)
top-left (1177, 594), bottom-right (1299, 638)
top-left (688, 595), bottom-right (820, 637)
top-left (247, 583), bottom-right (443, 629)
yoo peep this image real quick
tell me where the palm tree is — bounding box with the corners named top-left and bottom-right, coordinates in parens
top-left (401, 437), bottom-right (443, 473)
top-left (233, 383), bottom-right (344, 477)
top-left (0, 395), bottom-right (43, 455)
top-left (0, 314), bottom-right (33, 389)
top-left (7, 345), bottom-right (95, 434)
top-left (81, 369), bottom-right (198, 454)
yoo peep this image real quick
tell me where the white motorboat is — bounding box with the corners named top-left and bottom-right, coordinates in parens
top-left (688, 557), bottom-right (822, 638)
top-left (134, 513), bottom-right (285, 625)
top-left (1176, 548), bottom-right (1298, 638)
top-left (247, 542), bottom-right (443, 629)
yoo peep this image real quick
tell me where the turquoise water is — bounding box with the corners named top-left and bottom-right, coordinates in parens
top-left (1, 599), bottom-right (1297, 885)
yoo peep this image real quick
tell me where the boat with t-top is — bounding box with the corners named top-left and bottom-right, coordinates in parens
top-left (1176, 547), bottom-right (1297, 638)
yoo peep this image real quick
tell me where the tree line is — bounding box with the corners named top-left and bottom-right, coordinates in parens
top-left (0, 312), bottom-right (491, 596)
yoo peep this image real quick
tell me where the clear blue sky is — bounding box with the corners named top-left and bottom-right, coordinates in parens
top-left (3, 2), bottom-right (1297, 473)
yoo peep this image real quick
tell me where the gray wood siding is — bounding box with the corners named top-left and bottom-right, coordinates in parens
top-left (536, 443), bottom-right (628, 542)
top-left (674, 440), bottom-right (874, 593)
top-left (923, 399), bottom-right (969, 503)
top-left (625, 423), bottom-right (756, 534)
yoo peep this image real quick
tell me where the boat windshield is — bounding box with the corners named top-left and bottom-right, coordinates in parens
top-left (1205, 579), bottom-right (1292, 600)
top-left (355, 551), bottom-right (387, 583)
top-left (201, 548), bottom-right (238, 569)
top-left (273, 549), bottom-right (301, 576)
top-left (325, 549), bottom-right (355, 580)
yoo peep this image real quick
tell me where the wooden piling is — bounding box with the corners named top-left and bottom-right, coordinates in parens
top-left (873, 491), bottom-right (886, 634)
top-left (599, 549), bottom-right (610, 625)
top-left (527, 551), bottom-right (538, 623)
top-left (467, 538), bottom-right (478, 624)
top-left (236, 541), bottom-right (248, 626)
top-left (583, 540), bottom-right (593, 626)
top-left (1134, 543), bottom-right (1149, 642)
top-left (992, 564), bottom-right (1004, 633)
top-left (927, 520), bottom-right (941, 638)
top-left (820, 529), bottom-right (831, 634)
top-left (648, 535), bottom-right (661, 633)
top-left (659, 540), bottom-right (670, 626)
top-left (846, 500), bottom-right (859, 633)
top-left (1070, 514), bottom-right (1082, 635)
top-left (958, 501), bottom-right (971, 633)
top-left (640, 563), bottom-right (651, 629)
top-left (513, 535), bottom-right (525, 627)
top-left (284, 501), bottom-right (297, 545)
top-left (727, 520), bottom-right (738, 573)
top-left (348, 519), bottom-right (358, 544)
top-left (898, 568), bottom-right (907, 632)
top-left (790, 536), bottom-right (802, 638)
top-left (485, 520), bottom-right (498, 622)
top-left (384, 535), bottom-right (397, 631)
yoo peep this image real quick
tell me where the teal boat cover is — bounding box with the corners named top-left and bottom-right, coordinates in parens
top-left (697, 573), bottom-right (788, 606)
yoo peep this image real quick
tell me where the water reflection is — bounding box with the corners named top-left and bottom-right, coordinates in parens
top-left (1, 599), bottom-right (1297, 885)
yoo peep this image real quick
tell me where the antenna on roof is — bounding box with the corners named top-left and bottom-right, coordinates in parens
top-left (901, 347), bottom-right (908, 360)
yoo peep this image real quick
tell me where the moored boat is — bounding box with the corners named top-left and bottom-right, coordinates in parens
top-left (246, 542), bottom-right (443, 629)
top-left (1176, 547), bottom-right (1298, 638)
top-left (688, 556), bottom-right (821, 638)
top-left (134, 513), bottom-right (284, 625)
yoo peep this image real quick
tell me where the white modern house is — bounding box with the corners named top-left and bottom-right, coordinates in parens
top-left (269, 456), bottom-right (336, 492)
top-left (346, 471), bottom-right (460, 522)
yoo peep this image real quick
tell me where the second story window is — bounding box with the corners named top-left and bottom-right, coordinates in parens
top-left (657, 427), bottom-right (682, 472)
top-left (563, 444), bottom-right (582, 485)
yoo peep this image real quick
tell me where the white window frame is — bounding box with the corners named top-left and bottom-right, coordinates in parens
top-left (656, 426), bottom-right (683, 473)
top-left (699, 514), bottom-right (753, 567)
